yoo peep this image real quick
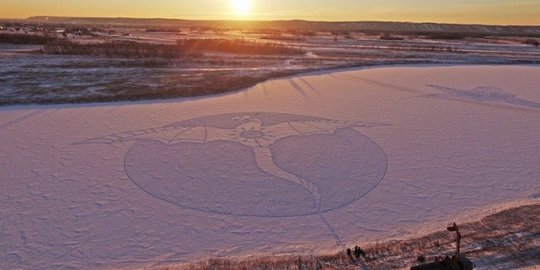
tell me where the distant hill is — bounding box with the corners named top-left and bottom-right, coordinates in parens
top-left (26, 16), bottom-right (540, 36)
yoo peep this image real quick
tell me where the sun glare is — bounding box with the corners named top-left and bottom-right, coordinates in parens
top-left (230, 0), bottom-right (252, 16)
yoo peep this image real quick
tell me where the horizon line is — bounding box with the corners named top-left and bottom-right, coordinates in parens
top-left (2, 15), bottom-right (538, 27)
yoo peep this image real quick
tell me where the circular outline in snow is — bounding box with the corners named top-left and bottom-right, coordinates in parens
top-left (81, 112), bottom-right (389, 217)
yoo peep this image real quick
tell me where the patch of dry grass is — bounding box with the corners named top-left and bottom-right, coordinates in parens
top-left (0, 33), bottom-right (57, 45)
top-left (158, 203), bottom-right (539, 270)
top-left (42, 39), bottom-right (302, 58)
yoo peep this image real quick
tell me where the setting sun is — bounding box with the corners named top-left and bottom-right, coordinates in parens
top-left (230, 0), bottom-right (252, 16)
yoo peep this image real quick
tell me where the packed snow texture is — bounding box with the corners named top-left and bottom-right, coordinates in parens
top-left (0, 65), bottom-right (539, 270)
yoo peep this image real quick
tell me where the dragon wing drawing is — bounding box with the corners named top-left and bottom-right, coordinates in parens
top-left (78, 114), bottom-right (387, 210)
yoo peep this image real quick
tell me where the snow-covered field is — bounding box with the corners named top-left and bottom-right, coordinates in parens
top-left (0, 65), bottom-right (539, 269)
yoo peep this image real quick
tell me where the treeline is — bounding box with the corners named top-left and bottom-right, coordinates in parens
top-left (0, 33), bottom-right (57, 45)
top-left (176, 39), bottom-right (303, 55)
top-left (43, 39), bottom-right (302, 58)
top-left (386, 43), bottom-right (462, 53)
top-left (44, 41), bottom-right (182, 58)
top-left (523, 39), bottom-right (539, 47)
top-left (423, 33), bottom-right (486, 40)
top-left (145, 28), bottom-right (181, 33)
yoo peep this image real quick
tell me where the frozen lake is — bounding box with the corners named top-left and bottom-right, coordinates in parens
top-left (1, 65), bottom-right (539, 269)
